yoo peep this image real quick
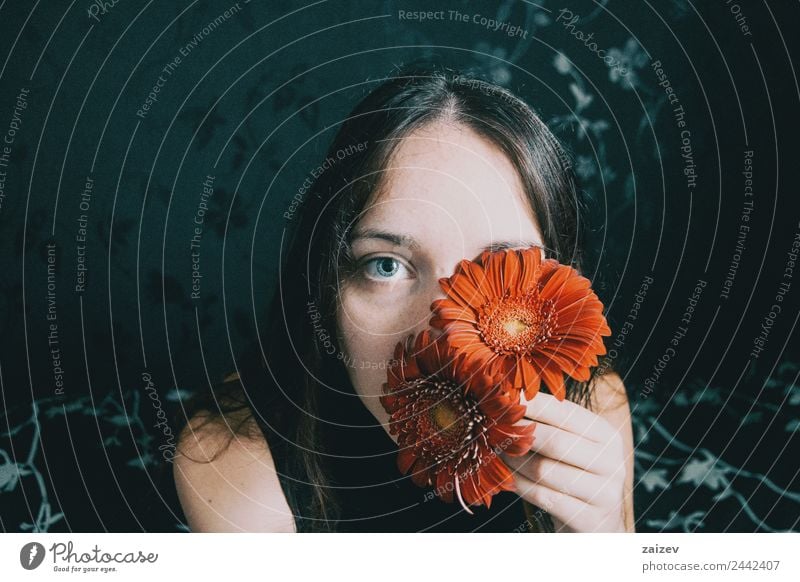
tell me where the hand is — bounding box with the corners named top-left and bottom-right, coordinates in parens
top-left (500, 392), bottom-right (627, 532)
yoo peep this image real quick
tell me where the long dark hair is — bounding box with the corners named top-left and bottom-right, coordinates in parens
top-left (174, 64), bottom-right (606, 532)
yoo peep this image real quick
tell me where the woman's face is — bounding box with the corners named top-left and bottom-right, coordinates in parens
top-left (335, 120), bottom-right (545, 441)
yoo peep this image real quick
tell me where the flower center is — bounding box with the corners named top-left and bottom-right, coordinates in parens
top-left (477, 292), bottom-right (557, 355)
top-left (399, 379), bottom-right (485, 465)
top-left (431, 401), bottom-right (460, 432)
top-left (502, 317), bottom-right (529, 337)
top-left (392, 377), bottom-right (497, 479)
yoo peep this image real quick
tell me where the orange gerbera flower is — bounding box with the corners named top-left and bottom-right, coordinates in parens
top-left (429, 247), bottom-right (611, 402)
top-left (380, 330), bottom-right (535, 513)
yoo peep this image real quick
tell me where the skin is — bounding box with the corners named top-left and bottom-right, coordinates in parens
top-left (336, 119), bottom-right (635, 532)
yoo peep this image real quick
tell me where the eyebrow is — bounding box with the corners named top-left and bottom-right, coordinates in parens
top-left (349, 228), bottom-right (543, 254)
top-left (349, 228), bottom-right (421, 250)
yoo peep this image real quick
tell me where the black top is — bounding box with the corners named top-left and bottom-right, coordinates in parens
top-left (306, 380), bottom-right (536, 533)
top-left (161, 372), bottom-right (544, 533)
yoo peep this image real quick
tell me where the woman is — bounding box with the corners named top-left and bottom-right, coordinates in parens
top-left (172, 66), bottom-right (635, 533)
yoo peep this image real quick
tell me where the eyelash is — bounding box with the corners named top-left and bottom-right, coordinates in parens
top-left (358, 256), bottom-right (414, 283)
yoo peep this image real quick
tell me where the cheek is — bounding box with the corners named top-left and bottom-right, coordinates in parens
top-left (337, 288), bottom-right (402, 363)
top-left (337, 282), bottom-right (423, 339)
top-left (336, 287), bottom-right (418, 396)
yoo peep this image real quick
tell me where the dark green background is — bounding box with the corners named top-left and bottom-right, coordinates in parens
top-left (0, 0), bottom-right (797, 531)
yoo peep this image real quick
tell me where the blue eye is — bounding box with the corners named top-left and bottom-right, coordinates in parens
top-left (361, 257), bottom-right (411, 281)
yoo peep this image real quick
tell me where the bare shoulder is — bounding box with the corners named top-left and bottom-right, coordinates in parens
top-left (173, 405), bottom-right (296, 532)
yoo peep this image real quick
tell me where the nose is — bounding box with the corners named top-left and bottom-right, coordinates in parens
top-left (431, 261), bottom-right (456, 301)
top-left (405, 277), bottom-right (449, 342)
top-left (430, 279), bottom-right (448, 303)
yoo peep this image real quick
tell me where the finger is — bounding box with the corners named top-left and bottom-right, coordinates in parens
top-left (524, 422), bottom-right (615, 475)
top-left (512, 471), bottom-right (601, 532)
top-left (502, 452), bottom-right (611, 506)
top-left (522, 392), bottom-right (616, 443)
